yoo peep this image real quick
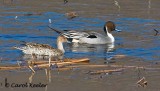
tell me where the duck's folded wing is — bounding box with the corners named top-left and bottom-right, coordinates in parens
top-left (62, 31), bottom-right (89, 39)
top-left (79, 31), bottom-right (105, 39)
top-left (48, 26), bottom-right (90, 39)
top-left (14, 42), bottom-right (37, 50)
top-left (25, 42), bottom-right (54, 49)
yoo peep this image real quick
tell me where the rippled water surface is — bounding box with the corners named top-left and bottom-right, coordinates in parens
top-left (0, 0), bottom-right (160, 64)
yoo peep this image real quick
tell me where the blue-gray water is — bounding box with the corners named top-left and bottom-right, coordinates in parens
top-left (0, 0), bottom-right (160, 64)
top-left (0, 11), bottom-right (159, 64)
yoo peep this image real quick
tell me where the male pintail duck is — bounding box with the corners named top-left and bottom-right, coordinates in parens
top-left (48, 21), bottom-right (121, 44)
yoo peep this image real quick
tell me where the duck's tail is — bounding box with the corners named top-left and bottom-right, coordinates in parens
top-left (11, 41), bottom-right (26, 50)
top-left (48, 26), bottom-right (62, 34)
top-left (12, 46), bottom-right (23, 50)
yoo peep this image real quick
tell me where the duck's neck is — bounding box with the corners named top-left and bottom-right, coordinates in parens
top-left (105, 27), bottom-right (115, 43)
top-left (57, 41), bottom-right (65, 53)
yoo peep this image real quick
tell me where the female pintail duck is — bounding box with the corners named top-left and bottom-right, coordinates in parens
top-left (14, 36), bottom-right (67, 67)
top-left (48, 21), bottom-right (120, 44)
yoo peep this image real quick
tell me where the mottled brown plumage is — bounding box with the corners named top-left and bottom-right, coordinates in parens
top-left (14, 36), bottom-right (67, 63)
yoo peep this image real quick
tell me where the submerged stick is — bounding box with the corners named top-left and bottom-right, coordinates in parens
top-left (137, 77), bottom-right (147, 87)
top-left (67, 64), bottom-right (160, 71)
top-left (0, 58), bottom-right (89, 70)
top-left (113, 55), bottom-right (126, 59)
top-left (0, 66), bottom-right (23, 70)
top-left (29, 72), bottom-right (35, 83)
top-left (48, 26), bottom-right (62, 34)
top-left (34, 58), bottom-right (90, 68)
top-left (28, 65), bottom-right (36, 73)
top-left (28, 58), bottom-right (90, 65)
top-left (154, 29), bottom-right (159, 36)
top-left (88, 68), bottom-right (124, 75)
top-left (65, 12), bottom-right (78, 19)
top-left (45, 69), bottom-right (51, 82)
top-left (64, 0), bottom-right (68, 4)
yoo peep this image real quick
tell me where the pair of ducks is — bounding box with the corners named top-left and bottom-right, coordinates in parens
top-left (14, 21), bottom-right (119, 67)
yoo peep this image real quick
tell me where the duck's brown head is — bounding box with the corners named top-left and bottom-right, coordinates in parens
top-left (104, 21), bottom-right (116, 34)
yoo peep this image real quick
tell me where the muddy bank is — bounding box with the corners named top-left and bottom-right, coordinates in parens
top-left (0, 56), bottom-right (160, 91)
top-left (0, 0), bottom-right (160, 20)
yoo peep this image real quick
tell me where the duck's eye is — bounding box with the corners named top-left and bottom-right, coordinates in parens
top-left (87, 35), bottom-right (97, 38)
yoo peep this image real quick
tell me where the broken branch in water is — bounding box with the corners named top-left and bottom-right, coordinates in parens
top-left (28, 58), bottom-right (89, 66)
top-left (28, 65), bottom-right (36, 73)
top-left (0, 58), bottom-right (160, 75)
top-left (0, 66), bottom-right (23, 70)
top-left (23, 12), bottom-right (42, 16)
top-left (33, 58), bottom-right (90, 69)
top-left (67, 64), bottom-right (160, 72)
top-left (87, 68), bottom-right (124, 75)
top-left (154, 29), bottom-right (159, 36)
top-left (64, 0), bottom-right (68, 4)
top-left (0, 58), bottom-right (90, 71)
top-left (137, 77), bottom-right (147, 87)
top-left (65, 12), bottom-right (78, 19)
top-left (113, 54), bottom-right (126, 59)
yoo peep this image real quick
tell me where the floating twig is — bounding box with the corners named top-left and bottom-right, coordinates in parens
top-left (15, 16), bottom-right (18, 19)
top-left (0, 57), bottom-right (2, 62)
top-left (28, 65), bottom-right (36, 73)
top-left (113, 54), bottom-right (126, 59)
top-left (48, 26), bottom-right (62, 34)
top-left (28, 58), bottom-right (89, 65)
top-left (48, 19), bottom-right (52, 24)
top-left (114, 0), bottom-right (120, 10)
top-left (33, 58), bottom-right (90, 68)
top-left (45, 69), bottom-right (52, 82)
top-left (65, 12), bottom-right (78, 19)
top-left (64, 0), bottom-right (68, 4)
top-left (23, 12), bottom-right (42, 16)
top-left (0, 58), bottom-right (89, 71)
top-left (154, 29), bottom-right (159, 36)
top-left (29, 72), bottom-right (35, 83)
top-left (68, 64), bottom-right (160, 72)
top-left (137, 77), bottom-right (147, 87)
top-left (88, 68), bottom-right (124, 75)
top-left (0, 66), bottom-right (22, 70)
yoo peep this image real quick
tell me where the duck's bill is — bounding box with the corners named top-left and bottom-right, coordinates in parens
top-left (115, 29), bottom-right (122, 32)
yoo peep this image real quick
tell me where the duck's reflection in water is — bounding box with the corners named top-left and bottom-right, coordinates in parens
top-left (45, 68), bottom-right (52, 83)
top-left (66, 43), bottom-right (115, 52)
top-left (29, 72), bottom-right (35, 83)
top-left (28, 69), bottom-right (51, 91)
top-left (23, 54), bottom-right (50, 61)
top-left (28, 63), bottom-right (52, 83)
top-left (65, 43), bottom-right (115, 62)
